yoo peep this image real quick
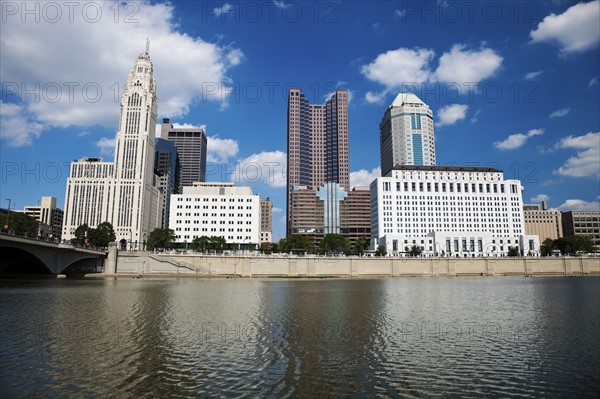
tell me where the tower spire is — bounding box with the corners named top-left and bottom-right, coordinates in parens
top-left (146, 37), bottom-right (150, 54)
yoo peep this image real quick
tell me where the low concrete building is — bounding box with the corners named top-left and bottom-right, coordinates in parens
top-left (169, 182), bottom-right (260, 250)
top-left (523, 201), bottom-right (562, 243)
top-left (370, 165), bottom-right (540, 256)
top-left (562, 210), bottom-right (600, 248)
top-left (18, 196), bottom-right (64, 240)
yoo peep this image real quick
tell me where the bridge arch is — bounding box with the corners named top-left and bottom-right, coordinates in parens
top-left (0, 246), bottom-right (54, 275)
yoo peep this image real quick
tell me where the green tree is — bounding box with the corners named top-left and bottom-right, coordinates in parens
top-left (540, 238), bottom-right (554, 256)
top-left (507, 246), bottom-right (520, 257)
top-left (0, 210), bottom-right (38, 237)
top-left (406, 245), bottom-right (423, 257)
top-left (260, 242), bottom-right (272, 253)
top-left (147, 228), bottom-right (175, 250)
top-left (270, 242), bottom-right (280, 253)
top-left (280, 235), bottom-right (315, 253)
top-left (320, 234), bottom-right (350, 254)
top-left (208, 236), bottom-right (227, 253)
top-left (191, 236), bottom-right (210, 252)
top-left (375, 245), bottom-right (387, 257)
top-left (570, 235), bottom-right (595, 254)
top-left (91, 222), bottom-right (116, 247)
top-left (72, 224), bottom-right (91, 245)
top-left (352, 237), bottom-right (368, 256)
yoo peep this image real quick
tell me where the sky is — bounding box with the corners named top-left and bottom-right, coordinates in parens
top-left (1, 0), bottom-right (599, 241)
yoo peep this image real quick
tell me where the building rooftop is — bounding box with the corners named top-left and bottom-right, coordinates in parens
top-left (391, 165), bottom-right (502, 173)
top-left (390, 92), bottom-right (426, 108)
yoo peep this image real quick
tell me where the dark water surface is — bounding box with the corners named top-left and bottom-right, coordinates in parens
top-left (1, 277), bottom-right (599, 397)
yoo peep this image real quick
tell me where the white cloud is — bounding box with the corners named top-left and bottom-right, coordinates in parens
top-left (272, 207), bottom-right (283, 213)
top-left (361, 44), bottom-right (502, 103)
top-left (95, 137), bottom-right (116, 155)
top-left (361, 47), bottom-right (435, 87)
top-left (350, 167), bottom-right (381, 188)
top-left (494, 128), bottom-right (544, 150)
top-left (471, 109), bottom-right (481, 123)
top-left (272, 1), bottom-right (289, 9)
top-left (394, 9), bottom-right (406, 18)
top-left (78, 131), bottom-right (91, 137)
top-left (434, 44), bottom-right (503, 84)
top-left (365, 90), bottom-right (388, 104)
top-left (530, 194), bottom-right (550, 203)
top-left (437, 104), bottom-right (468, 126)
top-left (525, 70), bottom-right (543, 80)
top-left (207, 136), bottom-right (239, 163)
top-left (530, 0), bottom-right (600, 54)
top-left (213, 3), bottom-right (232, 16)
top-left (588, 76), bottom-right (599, 89)
top-left (232, 151), bottom-right (287, 188)
top-left (555, 132), bottom-right (600, 178)
top-left (0, 1), bottom-right (242, 143)
top-left (0, 102), bottom-right (44, 147)
top-left (549, 108), bottom-right (571, 118)
top-left (557, 199), bottom-right (600, 211)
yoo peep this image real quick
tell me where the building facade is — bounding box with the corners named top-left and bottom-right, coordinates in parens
top-left (523, 201), bottom-right (563, 243)
top-left (380, 93), bottom-right (436, 176)
top-left (286, 88), bottom-right (349, 234)
top-left (289, 184), bottom-right (371, 247)
top-left (370, 165), bottom-right (539, 256)
top-left (162, 118), bottom-right (207, 193)
top-left (561, 211), bottom-right (600, 248)
top-left (18, 196), bottom-right (64, 240)
top-left (62, 48), bottom-right (162, 248)
top-left (155, 138), bottom-right (179, 228)
top-left (260, 197), bottom-right (273, 245)
top-left (169, 182), bottom-right (260, 250)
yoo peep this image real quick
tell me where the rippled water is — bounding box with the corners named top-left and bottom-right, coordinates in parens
top-left (1, 277), bottom-right (599, 397)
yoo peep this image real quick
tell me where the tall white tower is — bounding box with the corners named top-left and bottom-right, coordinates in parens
top-left (62, 44), bottom-right (162, 248)
top-left (112, 45), bottom-right (161, 245)
top-left (379, 93), bottom-right (436, 176)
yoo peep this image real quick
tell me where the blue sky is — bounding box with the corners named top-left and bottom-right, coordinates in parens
top-left (1, 0), bottom-right (599, 240)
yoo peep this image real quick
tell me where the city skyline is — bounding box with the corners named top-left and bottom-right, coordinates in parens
top-left (2, 1), bottom-right (599, 240)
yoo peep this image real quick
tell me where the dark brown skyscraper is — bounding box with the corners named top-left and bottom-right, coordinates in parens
top-left (286, 88), bottom-right (349, 235)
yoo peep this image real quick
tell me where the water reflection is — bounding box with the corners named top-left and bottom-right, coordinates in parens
top-left (0, 277), bottom-right (598, 397)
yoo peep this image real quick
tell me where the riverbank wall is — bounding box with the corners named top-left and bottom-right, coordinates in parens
top-left (107, 250), bottom-right (600, 277)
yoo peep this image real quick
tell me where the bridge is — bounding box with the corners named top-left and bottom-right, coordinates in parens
top-left (0, 233), bottom-right (107, 275)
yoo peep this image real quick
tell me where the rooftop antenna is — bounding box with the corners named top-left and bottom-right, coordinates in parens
top-left (146, 37), bottom-right (150, 54)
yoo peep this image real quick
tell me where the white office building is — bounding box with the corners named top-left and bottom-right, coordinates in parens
top-left (380, 93), bottom-right (436, 176)
top-left (62, 46), bottom-right (162, 248)
top-left (169, 182), bottom-right (261, 250)
top-left (370, 165), bottom-right (540, 257)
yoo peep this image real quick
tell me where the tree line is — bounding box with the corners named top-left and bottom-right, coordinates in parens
top-left (540, 236), bottom-right (596, 256)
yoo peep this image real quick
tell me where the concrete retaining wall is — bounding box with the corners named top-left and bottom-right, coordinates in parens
top-left (110, 251), bottom-right (600, 277)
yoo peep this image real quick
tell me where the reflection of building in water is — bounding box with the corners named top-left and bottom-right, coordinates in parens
top-left (371, 165), bottom-right (539, 256)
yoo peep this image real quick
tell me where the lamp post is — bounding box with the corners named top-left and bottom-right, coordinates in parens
top-left (143, 233), bottom-right (147, 252)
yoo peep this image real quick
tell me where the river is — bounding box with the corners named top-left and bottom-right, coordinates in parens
top-left (1, 276), bottom-right (599, 397)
